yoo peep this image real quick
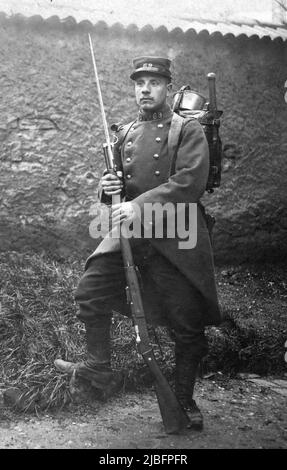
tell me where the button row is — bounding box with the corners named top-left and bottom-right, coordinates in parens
top-left (126, 154), bottom-right (159, 161)
top-left (126, 171), bottom-right (161, 179)
top-left (126, 135), bottom-right (162, 148)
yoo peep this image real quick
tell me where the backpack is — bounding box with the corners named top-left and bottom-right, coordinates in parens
top-left (170, 77), bottom-right (223, 193)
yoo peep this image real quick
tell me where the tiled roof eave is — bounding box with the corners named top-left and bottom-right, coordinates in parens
top-left (0, 12), bottom-right (286, 42)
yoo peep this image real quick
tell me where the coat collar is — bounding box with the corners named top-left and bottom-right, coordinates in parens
top-left (138, 104), bottom-right (172, 122)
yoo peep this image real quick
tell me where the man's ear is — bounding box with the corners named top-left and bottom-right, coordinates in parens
top-left (166, 82), bottom-right (173, 97)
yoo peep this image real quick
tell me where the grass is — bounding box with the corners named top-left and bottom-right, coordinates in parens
top-left (206, 264), bottom-right (287, 375)
top-left (0, 251), bottom-right (286, 412)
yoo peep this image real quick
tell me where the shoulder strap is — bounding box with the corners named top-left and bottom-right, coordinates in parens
top-left (117, 120), bottom-right (136, 144)
top-left (168, 113), bottom-right (185, 176)
top-left (116, 120), bottom-right (137, 163)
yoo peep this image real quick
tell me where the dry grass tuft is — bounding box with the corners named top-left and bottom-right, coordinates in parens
top-left (0, 251), bottom-right (286, 412)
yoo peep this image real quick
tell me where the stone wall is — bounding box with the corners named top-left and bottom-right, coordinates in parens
top-left (0, 16), bottom-right (287, 263)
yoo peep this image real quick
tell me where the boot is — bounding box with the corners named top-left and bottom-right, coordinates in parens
top-left (175, 345), bottom-right (203, 431)
top-left (54, 325), bottom-right (124, 400)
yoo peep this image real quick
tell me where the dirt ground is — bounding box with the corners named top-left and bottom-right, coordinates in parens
top-left (0, 373), bottom-right (286, 450)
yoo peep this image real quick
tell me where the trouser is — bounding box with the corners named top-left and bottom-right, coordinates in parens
top-left (75, 241), bottom-right (208, 359)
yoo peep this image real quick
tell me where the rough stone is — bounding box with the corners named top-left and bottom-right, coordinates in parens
top-left (248, 378), bottom-right (287, 396)
top-left (248, 379), bottom-right (277, 387)
top-left (237, 373), bottom-right (260, 380)
top-left (271, 380), bottom-right (287, 389)
top-left (271, 388), bottom-right (287, 398)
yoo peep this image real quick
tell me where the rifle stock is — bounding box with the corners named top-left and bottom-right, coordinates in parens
top-left (150, 358), bottom-right (190, 434)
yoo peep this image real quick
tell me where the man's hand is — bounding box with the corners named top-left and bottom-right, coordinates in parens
top-left (101, 172), bottom-right (123, 196)
top-left (112, 202), bottom-right (137, 224)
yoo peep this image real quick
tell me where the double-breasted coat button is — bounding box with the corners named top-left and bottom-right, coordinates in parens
top-left (155, 137), bottom-right (161, 142)
top-left (155, 170), bottom-right (160, 176)
top-left (126, 157), bottom-right (131, 162)
top-left (126, 174), bottom-right (132, 179)
top-left (127, 141), bottom-right (132, 147)
top-left (153, 154), bottom-right (159, 159)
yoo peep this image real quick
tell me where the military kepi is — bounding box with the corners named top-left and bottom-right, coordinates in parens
top-left (130, 56), bottom-right (172, 81)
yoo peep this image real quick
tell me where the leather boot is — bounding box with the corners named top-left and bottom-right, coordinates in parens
top-left (54, 325), bottom-right (124, 400)
top-left (175, 345), bottom-right (203, 431)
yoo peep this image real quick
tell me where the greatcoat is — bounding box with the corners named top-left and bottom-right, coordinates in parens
top-left (87, 106), bottom-right (222, 327)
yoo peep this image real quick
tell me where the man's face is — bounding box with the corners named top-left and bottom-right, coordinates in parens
top-left (134, 74), bottom-right (172, 112)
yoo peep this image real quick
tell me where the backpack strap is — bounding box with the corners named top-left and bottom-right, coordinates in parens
top-left (168, 113), bottom-right (185, 176)
top-left (116, 120), bottom-right (137, 163)
top-left (168, 113), bottom-right (216, 237)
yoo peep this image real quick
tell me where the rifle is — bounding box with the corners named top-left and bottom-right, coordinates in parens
top-left (88, 34), bottom-right (190, 434)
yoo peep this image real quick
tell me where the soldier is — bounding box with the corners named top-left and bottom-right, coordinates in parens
top-left (55, 56), bottom-right (222, 430)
